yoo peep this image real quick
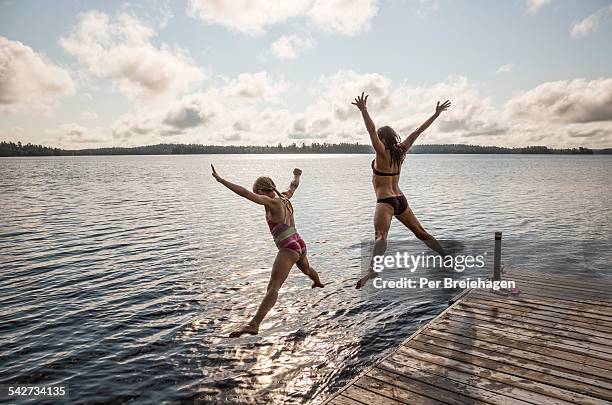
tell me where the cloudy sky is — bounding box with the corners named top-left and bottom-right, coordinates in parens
top-left (1, 0), bottom-right (611, 148)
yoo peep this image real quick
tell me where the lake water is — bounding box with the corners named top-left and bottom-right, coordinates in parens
top-left (1, 154), bottom-right (611, 404)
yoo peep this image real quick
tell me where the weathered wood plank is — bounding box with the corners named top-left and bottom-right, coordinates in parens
top-left (411, 333), bottom-right (612, 401)
top-left (468, 296), bottom-right (612, 332)
top-left (507, 284), bottom-right (612, 307)
top-left (422, 327), bottom-right (612, 381)
top-left (507, 270), bottom-right (612, 292)
top-left (447, 310), bottom-right (612, 353)
top-left (355, 375), bottom-right (447, 405)
top-left (432, 318), bottom-right (612, 371)
top-left (457, 301), bottom-right (612, 342)
top-left (341, 384), bottom-right (410, 405)
top-left (510, 286), bottom-right (612, 307)
top-left (329, 394), bottom-right (367, 405)
top-left (367, 367), bottom-right (488, 405)
top-left (507, 287), bottom-right (612, 311)
top-left (378, 359), bottom-right (532, 405)
top-left (396, 345), bottom-right (580, 405)
top-left (470, 291), bottom-right (612, 324)
top-left (504, 273), bottom-right (612, 296)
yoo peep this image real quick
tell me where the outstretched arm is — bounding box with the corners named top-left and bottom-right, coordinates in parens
top-left (282, 168), bottom-right (302, 199)
top-left (352, 92), bottom-right (385, 154)
top-left (211, 164), bottom-right (272, 205)
top-left (399, 100), bottom-right (451, 152)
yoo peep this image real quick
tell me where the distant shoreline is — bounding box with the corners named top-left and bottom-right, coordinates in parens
top-left (1, 141), bottom-right (610, 157)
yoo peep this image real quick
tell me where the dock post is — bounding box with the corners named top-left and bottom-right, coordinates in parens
top-left (493, 231), bottom-right (502, 281)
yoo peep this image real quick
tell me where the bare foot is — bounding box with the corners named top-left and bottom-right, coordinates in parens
top-left (355, 271), bottom-right (377, 289)
top-left (228, 323), bottom-right (259, 338)
top-left (312, 281), bottom-right (325, 288)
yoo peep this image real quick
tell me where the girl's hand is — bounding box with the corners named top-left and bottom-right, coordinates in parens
top-left (211, 164), bottom-right (222, 182)
top-left (293, 168), bottom-right (302, 176)
top-left (351, 92), bottom-right (368, 111)
top-left (435, 100), bottom-right (451, 115)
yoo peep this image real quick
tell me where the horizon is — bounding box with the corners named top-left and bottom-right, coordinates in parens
top-left (1, 0), bottom-right (612, 149)
top-left (1, 138), bottom-right (605, 153)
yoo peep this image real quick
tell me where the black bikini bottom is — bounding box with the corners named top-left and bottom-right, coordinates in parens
top-left (377, 194), bottom-right (408, 216)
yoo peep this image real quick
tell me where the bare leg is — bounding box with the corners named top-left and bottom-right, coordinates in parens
top-left (356, 203), bottom-right (394, 289)
top-left (229, 248), bottom-right (298, 338)
top-left (395, 205), bottom-right (446, 257)
top-left (296, 254), bottom-right (324, 288)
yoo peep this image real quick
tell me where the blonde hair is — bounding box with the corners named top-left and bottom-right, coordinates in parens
top-left (252, 176), bottom-right (294, 220)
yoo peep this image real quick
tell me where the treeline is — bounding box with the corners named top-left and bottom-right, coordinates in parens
top-left (1, 140), bottom-right (609, 157)
top-left (73, 144), bottom-right (178, 155)
top-left (0, 141), bottom-right (64, 156)
top-left (410, 144), bottom-right (596, 154)
top-left (172, 142), bottom-right (372, 154)
top-left (172, 143), bottom-right (598, 154)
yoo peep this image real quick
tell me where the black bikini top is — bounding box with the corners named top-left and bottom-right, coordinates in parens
top-left (371, 159), bottom-right (400, 176)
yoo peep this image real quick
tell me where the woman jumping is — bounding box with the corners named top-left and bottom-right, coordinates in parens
top-left (352, 92), bottom-right (451, 289)
top-left (211, 165), bottom-right (324, 337)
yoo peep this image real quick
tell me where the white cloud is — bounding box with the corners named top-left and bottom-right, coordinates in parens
top-left (222, 71), bottom-right (288, 101)
top-left (233, 120), bottom-right (250, 132)
top-left (390, 76), bottom-right (506, 141)
top-left (44, 123), bottom-right (108, 147)
top-left (110, 71), bottom-right (290, 142)
top-left (120, 0), bottom-right (174, 29)
top-left (415, 0), bottom-right (440, 18)
top-left (100, 71), bottom-right (612, 148)
top-left (300, 72), bottom-right (612, 147)
top-left (505, 78), bottom-right (612, 124)
top-left (499, 77), bottom-right (612, 147)
top-left (0, 37), bottom-right (74, 112)
top-left (496, 63), bottom-right (514, 74)
top-left (570, 5), bottom-right (612, 38)
top-left (187, 0), bottom-right (310, 35)
top-left (162, 96), bottom-right (215, 130)
top-left (60, 123), bottom-right (102, 143)
top-left (525, 0), bottom-right (553, 14)
top-left (307, 0), bottom-right (378, 35)
top-left (111, 113), bottom-right (157, 140)
top-left (312, 70), bottom-right (392, 122)
top-left (60, 11), bottom-right (205, 100)
top-left (81, 110), bottom-right (98, 119)
top-left (186, 0), bottom-right (378, 36)
top-left (270, 34), bottom-right (314, 60)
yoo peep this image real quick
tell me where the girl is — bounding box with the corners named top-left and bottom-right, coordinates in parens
top-left (352, 92), bottom-right (451, 289)
top-left (211, 165), bottom-right (324, 337)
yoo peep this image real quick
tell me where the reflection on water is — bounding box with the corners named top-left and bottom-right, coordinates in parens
top-left (0, 154), bottom-right (611, 404)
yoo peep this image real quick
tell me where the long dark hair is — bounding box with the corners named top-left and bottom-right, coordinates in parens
top-left (377, 126), bottom-right (405, 168)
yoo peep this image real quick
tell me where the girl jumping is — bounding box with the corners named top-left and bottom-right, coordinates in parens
top-left (211, 165), bottom-right (324, 337)
top-left (352, 92), bottom-right (451, 289)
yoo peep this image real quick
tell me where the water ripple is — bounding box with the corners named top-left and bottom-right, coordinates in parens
top-left (0, 154), bottom-right (611, 404)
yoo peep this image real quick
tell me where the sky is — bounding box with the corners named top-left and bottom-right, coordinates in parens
top-left (1, 0), bottom-right (611, 149)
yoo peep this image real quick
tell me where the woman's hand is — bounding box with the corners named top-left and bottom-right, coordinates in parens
top-left (435, 100), bottom-right (451, 115)
top-left (211, 164), bottom-right (223, 182)
top-left (293, 168), bottom-right (302, 176)
top-left (351, 92), bottom-right (368, 111)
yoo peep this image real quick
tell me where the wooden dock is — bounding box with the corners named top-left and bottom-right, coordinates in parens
top-left (323, 269), bottom-right (612, 405)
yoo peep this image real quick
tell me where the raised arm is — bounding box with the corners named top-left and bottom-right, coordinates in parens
top-left (282, 168), bottom-right (301, 199)
top-left (399, 100), bottom-right (451, 152)
top-left (211, 164), bottom-right (272, 205)
top-left (352, 92), bottom-right (385, 154)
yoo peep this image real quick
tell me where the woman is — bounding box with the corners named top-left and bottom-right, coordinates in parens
top-left (211, 165), bottom-right (324, 337)
top-left (352, 92), bottom-right (451, 289)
